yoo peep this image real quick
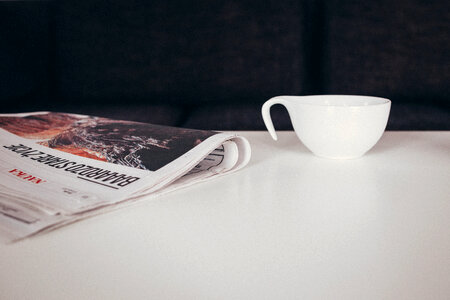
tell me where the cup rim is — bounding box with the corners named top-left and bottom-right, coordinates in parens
top-left (279, 95), bottom-right (391, 107)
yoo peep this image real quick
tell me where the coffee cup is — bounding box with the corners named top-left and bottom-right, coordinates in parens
top-left (262, 95), bottom-right (391, 159)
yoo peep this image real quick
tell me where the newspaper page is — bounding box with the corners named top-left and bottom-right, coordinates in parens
top-left (0, 112), bottom-right (251, 242)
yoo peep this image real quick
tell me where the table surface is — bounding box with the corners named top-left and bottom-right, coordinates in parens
top-left (1, 131), bottom-right (449, 300)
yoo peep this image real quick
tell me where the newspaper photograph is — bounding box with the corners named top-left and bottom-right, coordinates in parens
top-left (0, 112), bottom-right (251, 243)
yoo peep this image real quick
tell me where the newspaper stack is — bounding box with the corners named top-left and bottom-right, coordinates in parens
top-left (0, 112), bottom-right (251, 242)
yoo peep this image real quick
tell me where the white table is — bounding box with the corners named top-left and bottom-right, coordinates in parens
top-left (1, 131), bottom-right (449, 300)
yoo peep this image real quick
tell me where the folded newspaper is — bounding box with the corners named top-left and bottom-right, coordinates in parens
top-left (0, 112), bottom-right (251, 242)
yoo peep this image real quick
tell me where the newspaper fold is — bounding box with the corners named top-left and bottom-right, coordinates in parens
top-left (0, 112), bottom-right (251, 242)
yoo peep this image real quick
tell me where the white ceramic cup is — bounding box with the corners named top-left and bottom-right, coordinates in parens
top-left (262, 95), bottom-right (391, 159)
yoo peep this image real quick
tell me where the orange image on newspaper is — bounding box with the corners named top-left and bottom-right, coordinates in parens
top-left (0, 112), bottom-right (215, 171)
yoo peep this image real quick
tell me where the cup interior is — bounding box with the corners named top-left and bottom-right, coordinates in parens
top-left (289, 95), bottom-right (390, 107)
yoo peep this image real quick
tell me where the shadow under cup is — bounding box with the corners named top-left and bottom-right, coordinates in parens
top-left (262, 95), bottom-right (391, 159)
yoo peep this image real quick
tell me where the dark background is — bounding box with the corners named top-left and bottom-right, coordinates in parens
top-left (1, 0), bottom-right (449, 130)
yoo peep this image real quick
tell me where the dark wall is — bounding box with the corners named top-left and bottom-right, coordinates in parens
top-left (323, 0), bottom-right (450, 105)
top-left (55, 0), bottom-right (307, 105)
top-left (1, 0), bottom-right (449, 129)
top-left (0, 1), bottom-right (51, 108)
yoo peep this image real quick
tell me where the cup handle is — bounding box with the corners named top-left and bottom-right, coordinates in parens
top-left (261, 96), bottom-right (291, 141)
